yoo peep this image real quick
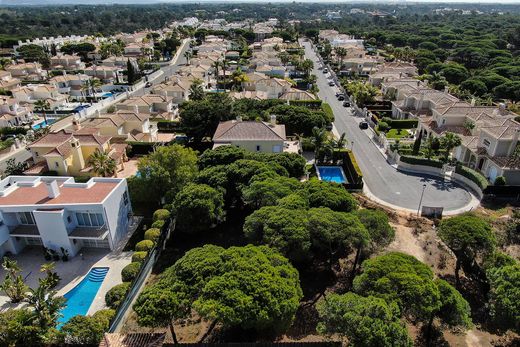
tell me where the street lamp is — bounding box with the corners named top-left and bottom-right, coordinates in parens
top-left (417, 184), bottom-right (427, 217)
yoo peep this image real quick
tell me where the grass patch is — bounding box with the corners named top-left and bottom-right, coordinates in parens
top-left (386, 128), bottom-right (410, 139)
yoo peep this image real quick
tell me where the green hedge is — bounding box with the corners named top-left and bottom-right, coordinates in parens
top-left (321, 103), bottom-right (335, 123)
top-left (0, 127), bottom-right (27, 136)
top-left (135, 240), bottom-right (154, 252)
top-left (399, 155), bottom-right (444, 168)
top-left (131, 251), bottom-right (148, 263)
top-left (144, 228), bottom-right (161, 242)
top-left (388, 119), bottom-right (418, 129)
top-left (153, 209), bottom-right (170, 221)
top-left (151, 219), bottom-right (165, 229)
top-left (289, 99), bottom-right (322, 109)
top-left (121, 262), bottom-right (141, 282)
top-left (455, 165), bottom-right (489, 190)
top-left (105, 282), bottom-right (130, 309)
top-left (347, 150), bottom-right (363, 181)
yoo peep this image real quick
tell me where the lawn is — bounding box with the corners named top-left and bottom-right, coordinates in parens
top-left (386, 128), bottom-right (411, 139)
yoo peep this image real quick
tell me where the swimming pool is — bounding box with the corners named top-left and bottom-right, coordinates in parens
top-left (32, 119), bottom-right (57, 130)
top-left (58, 267), bottom-right (109, 326)
top-left (316, 166), bottom-right (347, 184)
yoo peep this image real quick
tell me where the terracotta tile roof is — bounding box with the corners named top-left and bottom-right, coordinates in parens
top-left (213, 120), bottom-right (286, 142)
top-left (99, 333), bottom-right (165, 347)
top-left (0, 180), bottom-right (119, 206)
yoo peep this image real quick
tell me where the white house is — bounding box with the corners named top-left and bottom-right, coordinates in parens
top-left (0, 176), bottom-right (133, 258)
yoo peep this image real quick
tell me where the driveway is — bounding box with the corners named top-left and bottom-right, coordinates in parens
top-left (302, 41), bottom-right (476, 213)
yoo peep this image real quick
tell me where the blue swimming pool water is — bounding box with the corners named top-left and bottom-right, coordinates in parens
top-left (317, 166), bottom-right (347, 184)
top-left (58, 267), bottom-right (109, 326)
top-left (32, 119), bottom-right (56, 130)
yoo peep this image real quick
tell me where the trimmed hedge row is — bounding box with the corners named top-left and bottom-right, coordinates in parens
top-left (455, 165), bottom-right (489, 190)
top-left (399, 155), bottom-right (444, 168)
top-left (388, 119), bottom-right (418, 129)
top-left (289, 99), bottom-right (322, 108)
top-left (321, 103), bottom-right (335, 123)
top-left (347, 150), bottom-right (363, 182)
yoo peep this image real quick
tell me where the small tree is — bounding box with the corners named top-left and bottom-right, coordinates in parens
top-left (33, 100), bottom-right (51, 124)
top-left (188, 79), bottom-right (205, 101)
top-left (440, 132), bottom-right (462, 161)
top-left (0, 258), bottom-right (28, 303)
top-left (317, 293), bottom-right (412, 347)
top-left (438, 213), bottom-right (496, 286)
top-left (88, 149), bottom-right (117, 177)
top-left (173, 183), bottom-right (224, 233)
top-left (413, 130), bottom-right (423, 155)
top-left (311, 127), bottom-right (328, 162)
top-left (486, 263), bottom-right (520, 331)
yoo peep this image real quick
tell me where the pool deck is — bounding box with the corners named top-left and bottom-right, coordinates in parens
top-left (0, 247), bottom-right (132, 315)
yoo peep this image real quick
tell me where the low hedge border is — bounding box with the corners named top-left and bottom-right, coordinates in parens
top-left (399, 155), bottom-right (444, 168)
top-left (289, 99), bottom-right (322, 109)
top-left (321, 103), bottom-right (335, 123)
top-left (455, 165), bottom-right (489, 190)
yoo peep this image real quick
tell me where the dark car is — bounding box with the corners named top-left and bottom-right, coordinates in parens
top-left (359, 121), bottom-right (369, 129)
top-left (323, 68), bottom-right (329, 73)
top-left (343, 101), bottom-right (350, 107)
top-left (337, 95), bottom-right (345, 101)
top-left (328, 80), bottom-right (335, 86)
top-left (325, 123), bottom-right (333, 131)
top-left (145, 82), bottom-right (153, 88)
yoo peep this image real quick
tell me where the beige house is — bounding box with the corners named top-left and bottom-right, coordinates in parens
top-left (72, 110), bottom-right (157, 142)
top-left (369, 62), bottom-right (417, 87)
top-left (11, 84), bottom-right (68, 108)
top-left (212, 117), bottom-right (298, 153)
top-left (50, 54), bottom-right (85, 70)
top-left (48, 73), bottom-right (91, 99)
top-left (256, 78), bottom-right (292, 99)
top-left (84, 65), bottom-right (120, 83)
top-left (0, 97), bottom-right (33, 127)
top-left (0, 71), bottom-right (21, 91)
top-left (151, 76), bottom-right (193, 104)
top-left (5, 63), bottom-right (46, 81)
top-left (27, 130), bottom-right (127, 176)
top-left (102, 56), bottom-right (136, 68)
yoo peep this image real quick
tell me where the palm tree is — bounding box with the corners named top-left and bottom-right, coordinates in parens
top-left (301, 59), bottom-right (314, 78)
top-left (334, 47), bottom-right (347, 69)
top-left (25, 283), bottom-right (65, 331)
top-left (88, 148), bottom-right (117, 177)
top-left (188, 79), bottom-right (205, 100)
top-left (212, 61), bottom-right (221, 89)
top-left (332, 132), bottom-right (347, 149)
top-left (231, 68), bottom-right (247, 91)
top-left (88, 78), bottom-right (103, 102)
top-left (0, 258), bottom-right (28, 303)
top-left (33, 100), bottom-right (51, 124)
top-left (278, 51), bottom-right (290, 66)
top-left (183, 51), bottom-right (192, 66)
top-left (220, 59), bottom-right (228, 86)
top-left (440, 132), bottom-right (462, 161)
top-left (424, 137), bottom-right (435, 160)
top-left (311, 126), bottom-right (328, 163)
top-left (39, 263), bottom-right (60, 289)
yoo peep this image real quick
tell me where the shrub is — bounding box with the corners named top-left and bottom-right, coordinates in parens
top-left (135, 240), bottom-right (154, 252)
top-left (388, 119), bottom-right (418, 129)
top-left (455, 165), bottom-right (489, 190)
top-left (92, 308), bottom-right (115, 326)
top-left (289, 99), bottom-right (322, 108)
top-left (321, 103), bottom-right (335, 123)
top-left (494, 176), bottom-right (506, 186)
top-left (378, 121), bottom-right (390, 132)
top-left (153, 209), bottom-right (170, 221)
top-left (151, 220), bottom-right (165, 229)
top-left (399, 155), bottom-right (443, 168)
top-left (144, 228), bottom-right (161, 242)
top-left (121, 262), bottom-right (141, 282)
top-left (132, 251), bottom-right (148, 263)
top-left (105, 282), bottom-right (130, 309)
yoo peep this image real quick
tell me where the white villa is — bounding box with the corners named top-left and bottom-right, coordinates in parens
top-left (0, 176), bottom-right (132, 258)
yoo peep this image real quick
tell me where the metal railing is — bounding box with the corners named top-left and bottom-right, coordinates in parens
top-left (108, 217), bottom-right (175, 333)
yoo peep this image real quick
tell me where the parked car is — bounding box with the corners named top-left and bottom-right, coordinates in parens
top-left (325, 123), bottom-right (333, 131)
top-left (337, 95), bottom-right (345, 101)
top-left (359, 121), bottom-right (369, 129)
top-left (145, 82), bottom-right (152, 88)
top-left (323, 68), bottom-right (329, 73)
top-left (328, 80), bottom-right (335, 86)
top-left (318, 65), bottom-right (323, 70)
top-left (343, 101), bottom-right (350, 107)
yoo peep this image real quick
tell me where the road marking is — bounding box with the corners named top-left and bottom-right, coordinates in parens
top-left (395, 192), bottom-right (401, 195)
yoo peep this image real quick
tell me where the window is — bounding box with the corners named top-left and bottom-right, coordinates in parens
top-left (256, 145), bottom-right (261, 152)
top-left (67, 216), bottom-right (72, 224)
top-left (35, 152), bottom-right (39, 157)
top-left (55, 162), bottom-right (59, 168)
top-left (76, 212), bottom-right (104, 227)
top-left (442, 119), bottom-right (446, 125)
top-left (19, 212), bottom-right (35, 225)
top-left (483, 139), bottom-right (490, 147)
top-left (123, 191), bottom-right (129, 206)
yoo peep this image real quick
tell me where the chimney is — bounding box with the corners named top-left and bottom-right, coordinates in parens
top-left (134, 104), bottom-right (139, 114)
top-left (270, 114), bottom-right (276, 126)
top-left (236, 116), bottom-right (242, 122)
top-left (72, 116), bottom-right (81, 131)
top-left (470, 98), bottom-right (476, 106)
top-left (444, 85), bottom-right (449, 93)
top-left (96, 109), bottom-right (101, 117)
top-left (46, 180), bottom-right (60, 198)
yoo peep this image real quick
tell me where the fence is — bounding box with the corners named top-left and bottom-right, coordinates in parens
top-left (108, 217), bottom-right (176, 333)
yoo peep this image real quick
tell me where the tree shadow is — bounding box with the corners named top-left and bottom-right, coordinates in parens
top-left (415, 325), bottom-right (450, 347)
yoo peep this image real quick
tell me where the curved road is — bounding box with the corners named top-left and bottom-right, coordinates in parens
top-left (302, 42), bottom-right (475, 213)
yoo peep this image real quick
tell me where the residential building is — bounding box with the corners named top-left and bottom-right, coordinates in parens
top-left (102, 56), bottom-right (137, 68)
top-left (11, 84), bottom-right (68, 109)
top-left (255, 77), bottom-right (292, 99)
top-left (369, 62), bottom-right (418, 87)
top-left (27, 129), bottom-right (126, 176)
top-left (212, 117), bottom-right (299, 153)
top-left (84, 65), bottom-right (121, 83)
top-left (116, 95), bottom-right (175, 120)
top-left (124, 42), bottom-right (154, 58)
top-left (48, 73), bottom-right (91, 99)
top-left (0, 96), bottom-right (33, 128)
top-left (0, 71), bottom-right (21, 91)
top-left (0, 176), bottom-right (132, 258)
top-left (50, 54), bottom-right (85, 70)
top-left (5, 63), bottom-right (46, 81)
top-left (152, 76), bottom-right (193, 104)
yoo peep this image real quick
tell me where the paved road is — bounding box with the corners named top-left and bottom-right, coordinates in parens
top-left (302, 41), bottom-right (474, 212)
top-left (0, 147), bottom-right (32, 172)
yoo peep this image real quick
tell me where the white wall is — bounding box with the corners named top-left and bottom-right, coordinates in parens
top-left (33, 209), bottom-right (80, 257)
top-left (102, 180), bottom-right (132, 249)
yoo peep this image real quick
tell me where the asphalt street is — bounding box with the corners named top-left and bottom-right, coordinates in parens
top-left (302, 41), bottom-right (474, 212)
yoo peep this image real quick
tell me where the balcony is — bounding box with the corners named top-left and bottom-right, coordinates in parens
top-left (69, 225), bottom-right (109, 240)
top-left (9, 225), bottom-right (40, 237)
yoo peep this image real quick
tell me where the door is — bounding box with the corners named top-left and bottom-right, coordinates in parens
top-left (488, 166), bottom-right (498, 184)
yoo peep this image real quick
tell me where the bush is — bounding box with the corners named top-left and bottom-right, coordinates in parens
top-left (144, 228), bottom-right (161, 242)
top-left (121, 262), bottom-right (141, 282)
top-left (105, 282), bottom-right (131, 309)
top-left (321, 103), bottom-right (335, 123)
top-left (92, 308), bottom-right (115, 326)
top-left (399, 155), bottom-right (444, 168)
top-left (151, 220), bottom-right (165, 229)
top-left (289, 99), bottom-right (322, 108)
top-left (132, 251), bottom-right (148, 263)
top-left (494, 176), bottom-right (506, 186)
top-left (153, 209), bottom-right (170, 221)
top-left (388, 119), bottom-right (418, 129)
top-left (135, 240), bottom-right (154, 252)
top-left (378, 121), bottom-right (390, 132)
top-left (455, 165), bottom-right (489, 190)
